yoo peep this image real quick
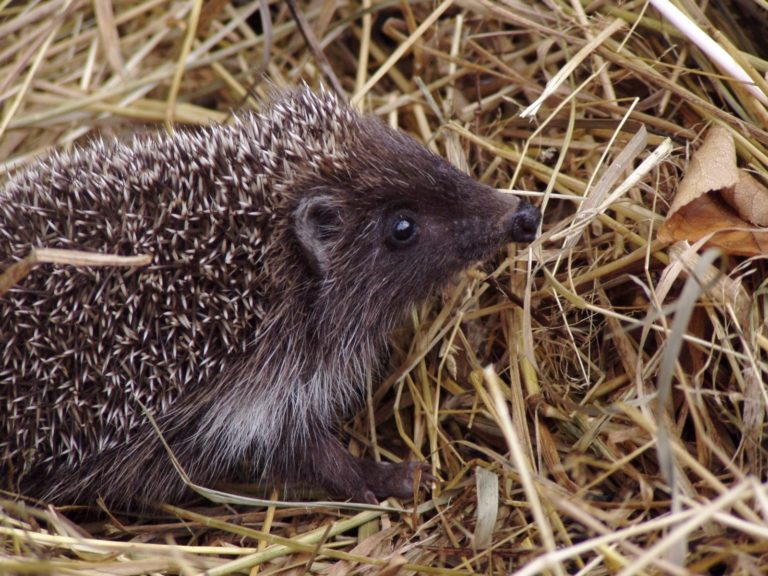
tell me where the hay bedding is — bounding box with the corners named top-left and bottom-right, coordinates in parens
top-left (1, 0), bottom-right (767, 574)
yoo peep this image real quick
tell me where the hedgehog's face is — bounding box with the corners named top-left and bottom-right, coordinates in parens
top-left (291, 130), bottom-right (539, 321)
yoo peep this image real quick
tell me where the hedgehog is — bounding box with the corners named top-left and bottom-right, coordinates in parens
top-left (0, 86), bottom-right (539, 508)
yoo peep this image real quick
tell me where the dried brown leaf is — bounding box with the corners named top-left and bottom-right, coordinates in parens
top-left (659, 126), bottom-right (768, 255)
top-left (721, 170), bottom-right (768, 226)
top-left (669, 125), bottom-right (739, 215)
top-left (659, 194), bottom-right (768, 256)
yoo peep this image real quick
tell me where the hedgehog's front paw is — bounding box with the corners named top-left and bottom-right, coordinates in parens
top-left (358, 459), bottom-right (436, 502)
top-left (307, 436), bottom-right (435, 504)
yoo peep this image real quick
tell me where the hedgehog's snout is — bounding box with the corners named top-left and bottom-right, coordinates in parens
top-left (502, 200), bottom-right (540, 243)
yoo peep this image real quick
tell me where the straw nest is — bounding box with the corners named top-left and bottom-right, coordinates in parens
top-left (1, 0), bottom-right (767, 574)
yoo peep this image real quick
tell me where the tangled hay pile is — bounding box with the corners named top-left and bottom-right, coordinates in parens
top-left (1, 0), bottom-right (767, 574)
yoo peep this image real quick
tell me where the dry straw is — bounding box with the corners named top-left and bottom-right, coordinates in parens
top-left (1, 0), bottom-right (768, 574)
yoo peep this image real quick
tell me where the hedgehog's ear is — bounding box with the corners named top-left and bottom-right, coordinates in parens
top-left (294, 195), bottom-right (343, 276)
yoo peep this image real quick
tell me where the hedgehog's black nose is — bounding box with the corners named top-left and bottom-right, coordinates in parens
top-left (504, 200), bottom-right (540, 243)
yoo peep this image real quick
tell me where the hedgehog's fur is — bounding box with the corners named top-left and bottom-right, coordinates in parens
top-left (0, 86), bottom-right (539, 508)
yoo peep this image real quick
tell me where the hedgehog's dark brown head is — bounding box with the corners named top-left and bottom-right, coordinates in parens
top-left (282, 92), bottom-right (539, 333)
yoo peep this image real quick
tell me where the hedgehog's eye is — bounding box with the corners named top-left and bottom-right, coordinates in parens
top-left (387, 214), bottom-right (418, 248)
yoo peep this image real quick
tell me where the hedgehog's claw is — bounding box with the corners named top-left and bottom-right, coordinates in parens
top-left (361, 489), bottom-right (379, 505)
top-left (358, 459), bottom-right (435, 502)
